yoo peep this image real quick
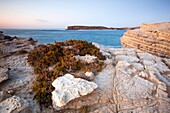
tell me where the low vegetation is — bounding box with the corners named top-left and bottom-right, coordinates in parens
top-left (28, 40), bottom-right (106, 107)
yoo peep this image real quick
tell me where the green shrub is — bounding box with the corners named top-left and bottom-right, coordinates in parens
top-left (28, 40), bottom-right (106, 107)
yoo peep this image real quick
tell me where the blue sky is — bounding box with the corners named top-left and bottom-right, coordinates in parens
top-left (0, 0), bottom-right (170, 29)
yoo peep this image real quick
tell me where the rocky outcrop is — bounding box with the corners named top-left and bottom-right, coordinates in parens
top-left (48, 45), bottom-right (170, 113)
top-left (52, 74), bottom-right (98, 108)
top-left (67, 26), bottom-right (139, 30)
top-left (0, 96), bottom-right (30, 113)
top-left (0, 32), bottom-right (40, 113)
top-left (0, 31), bottom-right (169, 113)
top-left (121, 22), bottom-right (170, 58)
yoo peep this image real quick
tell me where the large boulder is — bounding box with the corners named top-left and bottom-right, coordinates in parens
top-left (52, 74), bottom-right (98, 108)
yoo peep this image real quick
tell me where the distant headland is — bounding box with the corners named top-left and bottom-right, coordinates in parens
top-left (66, 25), bottom-right (139, 30)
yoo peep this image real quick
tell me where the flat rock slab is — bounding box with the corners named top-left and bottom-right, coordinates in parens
top-left (52, 74), bottom-right (98, 108)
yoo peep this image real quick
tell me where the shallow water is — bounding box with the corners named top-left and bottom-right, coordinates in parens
top-left (1, 29), bottom-right (126, 47)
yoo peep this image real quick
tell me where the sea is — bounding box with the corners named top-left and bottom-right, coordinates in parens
top-left (1, 29), bottom-right (126, 48)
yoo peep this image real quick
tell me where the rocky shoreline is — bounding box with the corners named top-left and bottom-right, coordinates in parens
top-left (0, 23), bottom-right (170, 113)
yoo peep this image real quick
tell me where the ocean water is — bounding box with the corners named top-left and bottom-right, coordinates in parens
top-left (1, 29), bottom-right (126, 47)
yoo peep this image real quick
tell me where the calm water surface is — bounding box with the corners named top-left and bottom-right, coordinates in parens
top-left (1, 29), bottom-right (126, 47)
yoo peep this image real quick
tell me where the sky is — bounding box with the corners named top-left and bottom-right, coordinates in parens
top-left (0, 0), bottom-right (170, 29)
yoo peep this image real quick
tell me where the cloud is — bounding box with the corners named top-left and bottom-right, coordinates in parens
top-left (36, 19), bottom-right (49, 23)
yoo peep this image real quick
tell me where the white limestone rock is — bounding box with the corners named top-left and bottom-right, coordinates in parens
top-left (116, 60), bottom-right (131, 68)
top-left (142, 60), bottom-right (155, 66)
top-left (109, 48), bottom-right (136, 56)
top-left (85, 72), bottom-right (95, 81)
top-left (100, 50), bottom-right (111, 58)
top-left (0, 95), bottom-right (30, 113)
top-left (74, 54), bottom-right (97, 63)
top-left (92, 42), bottom-right (110, 52)
top-left (92, 42), bottom-right (111, 58)
top-left (0, 68), bottom-right (9, 83)
top-left (139, 71), bottom-right (148, 78)
top-left (115, 55), bottom-right (139, 63)
top-left (137, 52), bottom-right (157, 60)
top-left (132, 63), bottom-right (144, 71)
top-left (52, 74), bottom-right (98, 108)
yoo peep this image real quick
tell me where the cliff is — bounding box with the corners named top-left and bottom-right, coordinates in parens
top-left (121, 22), bottom-right (170, 58)
top-left (67, 25), bottom-right (139, 30)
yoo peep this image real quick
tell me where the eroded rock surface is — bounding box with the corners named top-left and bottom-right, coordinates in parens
top-left (0, 32), bottom-right (39, 113)
top-left (0, 96), bottom-right (30, 113)
top-left (121, 22), bottom-right (170, 58)
top-left (52, 74), bottom-right (98, 108)
top-left (0, 31), bottom-right (170, 113)
top-left (50, 47), bottom-right (170, 113)
top-left (0, 68), bottom-right (9, 83)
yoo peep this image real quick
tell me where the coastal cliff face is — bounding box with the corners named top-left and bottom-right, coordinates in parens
top-left (121, 22), bottom-right (170, 58)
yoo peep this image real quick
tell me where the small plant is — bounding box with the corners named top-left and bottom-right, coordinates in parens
top-left (80, 105), bottom-right (88, 113)
top-left (28, 40), bottom-right (106, 107)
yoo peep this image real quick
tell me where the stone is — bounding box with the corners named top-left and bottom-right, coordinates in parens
top-left (148, 71), bottom-right (162, 84)
top-left (116, 61), bottom-right (139, 76)
top-left (52, 74), bottom-right (98, 108)
top-left (139, 71), bottom-right (148, 78)
top-left (0, 91), bottom-right (4, 101)
top-left (0, 68), bottom-right (9, 83)
top-left (0, 32), bottom-right (5, 40)
top-left (100, 50), bottom-right (111, 58)
top-left (115, 55), bottom-right (139, 62)
top-left (163, 58), bottom-right (170, 68)
top-left (7, 89), bottom-right (15, 95)
top-left (157, 83), bottom-right (167, 91)
top-left (152, 62), bottom-right (169, 74)
top-left (109, 48), bottom-right (136, 56)
top-left (0, 95), bottom-right (30, 113)
top-left (132, 63), bottom-right (144, 71)
top-left (85, 72), bottom-right (95, 81)
top-left (142, 60), bottom-right (155, 66)
top-left (137, 52), bottom-right (157, 60)
top-left (74, 54), bottom-right (97, 63)
top-left (116, 60), bottom-right (131, 68)
top-left (92, 42), bottom-right (110, 52)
